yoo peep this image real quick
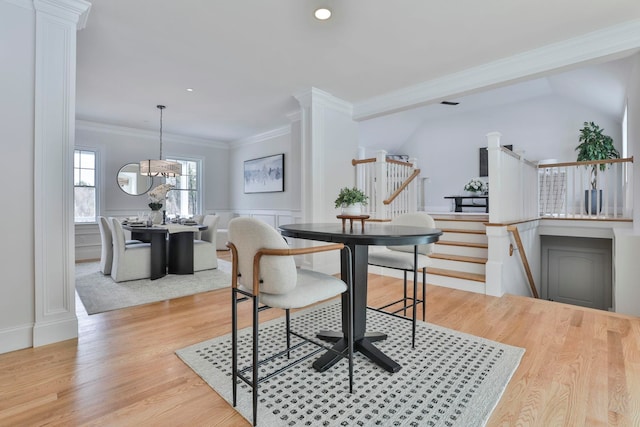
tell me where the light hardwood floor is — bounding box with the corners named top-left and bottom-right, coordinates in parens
top-left (1, 251), bottom-right (639, 426)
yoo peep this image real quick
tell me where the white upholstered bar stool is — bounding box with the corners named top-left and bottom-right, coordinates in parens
top-left (367, 212), bottom-right (435, 347)
top-left (228, 217), bottom-right (353, 426)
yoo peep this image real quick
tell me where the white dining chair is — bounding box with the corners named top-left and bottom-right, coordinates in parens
top-left (98, 216), bottom-right (113, 275)
top-left (193, 214), bottom-right (220, 271)
top-left (110, 217), bottom-right (152, 283)
top-left (367, 212), bottom-right (435, 347)
top-left (228, 217), bottom-right (353, 426)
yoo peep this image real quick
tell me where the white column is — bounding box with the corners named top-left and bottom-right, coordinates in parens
top-left (33, 0), bottom-right (91, 346)
top-left (294, 87), bottom-right (357, 272)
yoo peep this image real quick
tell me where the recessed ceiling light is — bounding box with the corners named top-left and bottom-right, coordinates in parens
top-left (186, 88), bottom-right (194, 92)
top-left (314, 7), bottom-right (331, 20)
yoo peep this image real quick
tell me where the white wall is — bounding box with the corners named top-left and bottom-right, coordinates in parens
top-left (0, 1), bottom-right (36, 353)
top-left (229, 127), bottom-right (299, 212)
top-left (398, 94), bottom-right (622, 211)
top-left (75, 121), bottom-right (230, 217)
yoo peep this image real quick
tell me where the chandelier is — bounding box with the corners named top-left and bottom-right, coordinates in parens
top-left (139, 105), bottom-right (182, 177)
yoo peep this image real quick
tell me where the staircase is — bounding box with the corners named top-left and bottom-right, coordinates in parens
top-left (426, 214), bottom-right (488, 294)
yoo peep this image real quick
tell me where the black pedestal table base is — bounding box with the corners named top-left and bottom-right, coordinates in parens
top-left (278, 222), bottom-right (442, 376)
top-left (314, 331), bottom-right (399, 373)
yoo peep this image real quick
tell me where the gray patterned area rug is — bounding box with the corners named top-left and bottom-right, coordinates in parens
top-left (75, 260), bottom-right (232, 314)
top-left (177, 300), bottom-right (524, 426)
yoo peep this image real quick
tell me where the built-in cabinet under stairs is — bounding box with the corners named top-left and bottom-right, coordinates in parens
top-left (426, 214), bottom-right (488, 294)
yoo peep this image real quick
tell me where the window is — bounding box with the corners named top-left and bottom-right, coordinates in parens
top-left (165, 158), bottom-right (201, 218)
top-left (74, 149), bottom-right (97, 223)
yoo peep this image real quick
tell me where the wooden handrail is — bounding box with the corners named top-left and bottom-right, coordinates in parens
top-left (507, 225), bottom-right (538, 299)
top-left (383, 168), bottom-right (421, 205)
top-left (352, 158), bottom-right (375, 165)
top-left (351, 157), bottom-right (414, 167)
top-left (386, 158), bottom-right (413, 167)
top-left (538, 156), bottom-right (633, 169)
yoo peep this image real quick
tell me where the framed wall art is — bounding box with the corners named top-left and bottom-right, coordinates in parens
top-left (244, 153), bottom-right (285, 193)
top-left (479, 145), bottom-right (512, 176)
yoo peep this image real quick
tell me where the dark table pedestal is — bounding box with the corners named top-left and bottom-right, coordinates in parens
top-left (130, 230), bottom-right (168, 280)
top-left (168, 232), bottom-right (195, 275)
top-left (126, 225), bottom-right (206, 280)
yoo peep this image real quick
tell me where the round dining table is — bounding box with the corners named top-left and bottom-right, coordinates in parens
top-left (122, 223), bottom-right (207, 280)
top-left (279, 222), bottom-right (442, 373)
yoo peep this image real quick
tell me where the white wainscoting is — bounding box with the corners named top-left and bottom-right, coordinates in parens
top-left (75, 223), bottom-right (101, 261)
top-left (226, 209), bottom-right (303, 228)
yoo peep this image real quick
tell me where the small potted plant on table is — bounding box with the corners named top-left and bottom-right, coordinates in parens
top-left (334, 187), bottom-right (368, 215)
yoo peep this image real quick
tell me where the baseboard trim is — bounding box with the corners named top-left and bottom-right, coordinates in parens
top-left (33, 316), bottom-right (78, 347)
top-left (0, 323), bottom-right (34, 354)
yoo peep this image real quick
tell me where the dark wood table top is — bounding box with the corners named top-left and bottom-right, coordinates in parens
top-left (122, 223), bottom-right (207, 233)
top-left (279, 222), bottom-right (442, 246)
top-left (444, 195), bottom-right (488, 199)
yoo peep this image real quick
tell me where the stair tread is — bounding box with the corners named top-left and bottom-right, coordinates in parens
top-left (427, 267), bottom-right (486, 282)
top-left (429, 253), bottom-right (487, 264)
top-left (440, 228), bottom-right (485, 235)
top-left (435, 240), bottom-right (488, 249)
top-left (431, 214), bottom-right (488, 222)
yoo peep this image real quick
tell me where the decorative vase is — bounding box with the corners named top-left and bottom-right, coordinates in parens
top-left (150, 210), bottom-right (163, 224)
top-left (584, 189), bottom-right (603, 215)
top-left (341, 203), bottom-right (362, 216)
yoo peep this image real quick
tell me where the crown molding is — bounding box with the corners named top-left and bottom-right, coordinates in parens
top-left (354, 19), bottom-right (640, 121)
top-left (294, 87), bottom-right (353, 116)
top-left (231, 124), bottom-right (292, 148)
top-left (76, 119), bottom-right (229, 150)
top-left (33, 0), bottom-right (91, 29)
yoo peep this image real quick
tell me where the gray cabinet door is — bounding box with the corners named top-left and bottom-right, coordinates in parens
top-left (542, 237), bottom-right (611, 310)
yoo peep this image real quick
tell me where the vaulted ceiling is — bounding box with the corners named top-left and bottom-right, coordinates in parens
top-left (76, 1), bottom-right (640, 143)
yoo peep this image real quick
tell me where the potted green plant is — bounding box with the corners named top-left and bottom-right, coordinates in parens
top-left (575, 121), bottom-right (620, 214)
top-left (334, 187), bottom-right (368, 215)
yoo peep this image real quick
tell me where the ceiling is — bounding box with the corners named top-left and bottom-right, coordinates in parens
top-left (358, 56), bottom-right (635, 152)
top-left (76, 1), bottom-right (640, 143)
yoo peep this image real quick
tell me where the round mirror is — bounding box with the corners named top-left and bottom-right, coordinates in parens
top-left (117, 163), bottom-right (153, 196)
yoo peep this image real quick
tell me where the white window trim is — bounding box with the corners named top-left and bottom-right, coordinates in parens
top-left (166, 154), bottom-right (204, 215)
top-left (74, 146), bottom-right (101, 224)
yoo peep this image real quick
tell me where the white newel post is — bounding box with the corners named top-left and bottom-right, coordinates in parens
top-left (485, 225), bottom-right (510, 297)
top-left (356, 146), bottom-right (366, 192)
top-left (409, 157), bottom-right (418, 213)
top-left (375, 150), bottom-right (387, 219)
top-left (486, 132), bottom-right (507, 297)
top-left (486, 132), bottom-right (502, 223)
top-left (33, 0), bottom-right (91, 346)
